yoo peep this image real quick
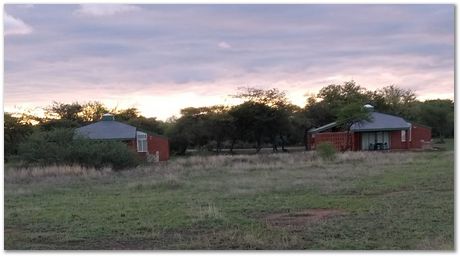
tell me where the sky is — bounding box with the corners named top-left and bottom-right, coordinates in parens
top-left (4, 4), bottom-right (455, 120)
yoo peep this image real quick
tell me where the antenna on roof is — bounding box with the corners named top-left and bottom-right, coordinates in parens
top-left (101, 113), bottom-right (115, 121)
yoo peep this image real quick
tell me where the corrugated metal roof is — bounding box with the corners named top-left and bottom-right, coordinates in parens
top-left (308, 111), bottom-right (412, 133)
top-left (308, 122), bottom-right (337, 134)
top-left (75, 120), bottom-right (136, 140)
top-left (350, 112), bottom-right (410, 132)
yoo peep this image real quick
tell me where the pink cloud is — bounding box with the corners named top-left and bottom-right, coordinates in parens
top-left (4, 12), bottom-right (32, 36)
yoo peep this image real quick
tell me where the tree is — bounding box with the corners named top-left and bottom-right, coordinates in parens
top-left (290, 106), bottom-right (313, 150)
top-left (110, 107), bottom-right (165, 135)
top-left (126, 117), bottom-right (165, 135)
top-left (205, 106), bottom-right (235, 153)
top-left (232, 87), bottom-right (294, 152)
top-left (375, 85), bottom-right (417, 118)
top-left (164, 116), bottom-right (189, 155)
top-left (228, 102), bottom-right (257, 151)
top-left (418, 99), bottom-right (454, 140)
top-left (114, 107), bottom-right (140, 121)
top-left (229, 101), bottom-right (273, 152)
top-left (304, 81), bottom-right (372, 141)
top-left (304, 98), bottom-right (336, 127)
top-left (45, 101), bottom-right (83, 123)
top-left (80, 101), bottom-right (110, 123)
top-left (4, 113), bottom-right (33, 161)
top-left (167, 107), bottom-right (211, 154)
top-left (303, 96), bottom-right (337, 150)
top-left (233, 87), bottom-right (288, 107)
top-left (336, 103), bottom-right (372, 151)
top-left (40, 119), bottom-right (81, 131)
top-left (316, 80), bottom-right (370, 116)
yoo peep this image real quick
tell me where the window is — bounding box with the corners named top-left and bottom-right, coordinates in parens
top-left (401, 130), bottom-right (406, 142)
top-left (137, 132), bottom-right (148, 152)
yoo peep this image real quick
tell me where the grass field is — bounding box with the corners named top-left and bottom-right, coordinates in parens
top-left (4, 146), bottom-right (454, 249)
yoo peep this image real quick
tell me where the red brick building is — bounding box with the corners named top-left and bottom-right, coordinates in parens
top-left (307, 108), bottom-right (432, 151)
top-left (75, 114), bottom-right (170, 161)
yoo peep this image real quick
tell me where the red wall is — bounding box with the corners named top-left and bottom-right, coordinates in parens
top-left (309, 132), bottom-right (360, 151)
top-left (125, 136), bottom-right (170, 161)
top-left (309, 123), bottom-right (431, 151)
top-left (312, 132), bottom-right (351, 151)
top-left (147, 135), bottom-right (170, 161)
top-left (352, 133), bottom-right (360, 151)
top-left (389, 130), bottom-right (409, 150)
top-left (409, 124), bottom-right (432, 149)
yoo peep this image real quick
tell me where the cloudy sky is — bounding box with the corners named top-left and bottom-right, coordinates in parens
top-left (4, 4), bottom-right (454, 120)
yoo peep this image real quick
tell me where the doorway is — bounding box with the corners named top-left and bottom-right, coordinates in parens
top-left (361, 131), bottom-right (390, 150)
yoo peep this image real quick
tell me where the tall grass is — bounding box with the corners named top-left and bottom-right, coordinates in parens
top-left (5, 151), bottom-right (416, 186)
top-left (4, 165), bottom-right (111, 184)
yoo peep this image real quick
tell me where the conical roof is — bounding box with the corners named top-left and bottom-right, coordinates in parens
top-left (350, 112), bottom-right (411, 132)
top-left (75, 117), bottom-right (136, 140)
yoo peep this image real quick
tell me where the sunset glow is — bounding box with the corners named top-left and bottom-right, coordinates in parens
top-left (5, 4), bottom-right (454, 120)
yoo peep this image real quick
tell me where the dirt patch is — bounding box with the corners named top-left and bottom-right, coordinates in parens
top-left (264, 209), bottom-right (346, 230)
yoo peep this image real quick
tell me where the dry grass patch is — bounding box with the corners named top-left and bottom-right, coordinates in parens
top-left (264, 209), bottom-right (347, 231)
top-left (5, 151), bottom-right (418, 184)
top-left (194, 203), bottom-right (223, 220)
top-left (5, 165), bottom-right (111, 183)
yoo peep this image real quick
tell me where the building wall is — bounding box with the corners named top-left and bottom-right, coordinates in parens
top-left (352, 133), bottom-right (360, 151)
top-left (409, 124), bottom-right (432, 149)
top-left (148, 135), bottom-right (170, 161)
top-left (389, 130), bottom-right (409, 150)
top-left (125, 136), bottom-right (170, 161)
top-left (311, 132), bottom-right (351, 151)
top-left (309, 124), bottom-right (431, 151)
top-left (311, 130), bottom-right (411, 151)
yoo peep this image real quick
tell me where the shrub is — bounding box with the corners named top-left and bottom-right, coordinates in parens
top-left (169, 134), bottom-right (189, 155)
top-left (316, 142), bottom-right (337, 161)
top-left (71, 139), bottom-right (140, 170)
top-left (18, 128), bottom-right (74, 165)
top-left (18, 128), bottom-right (139, 170)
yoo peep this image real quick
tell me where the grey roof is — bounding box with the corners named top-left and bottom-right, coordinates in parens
top-left (308, 111), bottom-right (412, 134)
top-left (75, 120), bottom-right (136, 140)
top-left (308, 122), bottom-right (337, 134)
top-left (350, 112), bottom-right (411, 132)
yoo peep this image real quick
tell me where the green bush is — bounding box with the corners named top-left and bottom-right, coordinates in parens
top-left (316, 142), bottom-right (337, 161)
top-left (18, 128), bottom-right (74, 165)
top-left (18, 128), bottom-right (139, 170)
top-left (70, 139), bottom-right (140, 170)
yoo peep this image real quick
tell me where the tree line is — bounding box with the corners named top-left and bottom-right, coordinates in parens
top-left (5, 81), bottom-right (454, 162)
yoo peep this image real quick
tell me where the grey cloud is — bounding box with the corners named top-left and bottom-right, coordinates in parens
top-left (4, 4), bottom-right (454, 117)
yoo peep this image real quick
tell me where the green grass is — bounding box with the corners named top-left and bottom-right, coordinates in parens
top-left (432, 138), bottom-right (454, 151)
top-left (4, 149), bottom-right (454, 250)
